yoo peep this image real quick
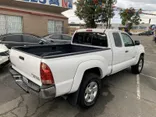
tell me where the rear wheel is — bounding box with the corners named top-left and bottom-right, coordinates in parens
top-left (131, 55), bottom-right (144, 74)
top-left (78, 73), bottom-right (101, 108)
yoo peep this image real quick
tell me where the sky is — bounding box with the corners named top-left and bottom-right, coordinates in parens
top-left (62, 0), bottom-right (156, 24)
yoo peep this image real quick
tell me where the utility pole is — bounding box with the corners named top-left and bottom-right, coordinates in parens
top-left (149, 19), bottom-right (151, 24)
top-left (106, 0), bottom-right (112, 29)
top-left (108, 0), bottom-right (113, 29)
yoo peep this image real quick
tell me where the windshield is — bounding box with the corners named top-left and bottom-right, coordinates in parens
top-left (73, 32), bottom-right (108, 47)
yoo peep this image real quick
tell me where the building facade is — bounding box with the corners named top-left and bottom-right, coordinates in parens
top-left (0, 0), bottom-right (69, 36)
top-left (97, 23), bottom-right (150, 34)
top-left (130, 24), bottom-right (150, 34)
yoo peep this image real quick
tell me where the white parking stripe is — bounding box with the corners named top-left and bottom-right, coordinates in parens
top-left (145, 53), bottom-right (156, 56)
top-left (145, 60), bottom-right (156, 64)
top-left (136, 75), bottom-right (141, 100)
top-left (141, 73), bottom-right (156, 80)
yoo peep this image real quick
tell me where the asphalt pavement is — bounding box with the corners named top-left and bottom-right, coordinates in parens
top-left (0, 35), bottom-right (156, 117)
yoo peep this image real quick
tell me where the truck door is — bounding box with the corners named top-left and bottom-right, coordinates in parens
top-left (111, 32), bottom-right (127, 74)
top-left (120, 33), bottom-right (136, 66)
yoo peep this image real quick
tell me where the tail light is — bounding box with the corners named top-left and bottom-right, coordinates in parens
top-left (40, 62), bottom-right (54, 85)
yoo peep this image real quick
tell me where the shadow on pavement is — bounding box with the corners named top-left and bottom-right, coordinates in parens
top-left (75, 79), bottom-right (115, 117)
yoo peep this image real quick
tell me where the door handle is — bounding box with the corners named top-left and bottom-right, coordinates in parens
top-left (125, 50), bottom-right (129, 53)
top-left (19, 56), bottom-right (24, 61)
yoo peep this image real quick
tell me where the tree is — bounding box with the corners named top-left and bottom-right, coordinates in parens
top-left (75, 0), bottom-right (116, 28)
top-left (120, 7), bottom-right (142, 30)
top-left (101, 0), bottom-right (116, 28)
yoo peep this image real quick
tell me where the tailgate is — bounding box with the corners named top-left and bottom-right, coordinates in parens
top-left (10, 49), bottom-right (42, 86)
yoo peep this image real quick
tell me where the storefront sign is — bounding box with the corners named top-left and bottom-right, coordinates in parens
top-left (16, 0), bottom-right (73, 8)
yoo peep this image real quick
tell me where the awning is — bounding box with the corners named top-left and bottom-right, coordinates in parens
top-left (0, 0), bottom-right (69, 14)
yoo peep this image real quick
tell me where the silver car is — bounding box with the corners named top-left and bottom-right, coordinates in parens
top-left (43, 34), bottom-right (72, 44)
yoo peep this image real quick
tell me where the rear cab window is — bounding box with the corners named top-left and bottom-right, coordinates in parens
top-left (73, 32), bottom-right (108, 47)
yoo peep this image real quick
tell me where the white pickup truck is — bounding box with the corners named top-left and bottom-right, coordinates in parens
top-left (10, 29), bottom-right (145, 108)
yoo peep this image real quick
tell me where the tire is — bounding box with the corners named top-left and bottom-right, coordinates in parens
top-left (131, 55), bottom-right (144, 74)
top-left (78, 73), bottom-right (101, 108)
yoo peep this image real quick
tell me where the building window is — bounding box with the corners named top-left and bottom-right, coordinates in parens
top-left (0, 15), bottom-right (22, 35)
top-left (48, 20), bottom-right (63, 34)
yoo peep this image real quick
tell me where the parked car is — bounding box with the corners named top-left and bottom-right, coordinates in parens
top-left (44, 34), bottom-right (72, 44)
top-left (10, 29), bottom-right (145, 108)
top-left (124, 28), bottom-right (132, 35)
top-left (131, 32), bottom-right (141, 35)
top-left (0, 44), bottom-right (9, 68)
top-left (0, 33), bottom-right (48, 49)
top-left (138, 31), bottom-right (153, 36)
top-left (127, 32), bottom-right (132, 35)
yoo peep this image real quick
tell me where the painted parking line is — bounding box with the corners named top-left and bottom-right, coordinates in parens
top-left (145, 53), bottom-right (156, 56)
top-left (136, 75), bottom-right (141, 100)
top-left (141, 73), bottom-right (156, 80)
top-left (145, 60), bottom-right (156, 64)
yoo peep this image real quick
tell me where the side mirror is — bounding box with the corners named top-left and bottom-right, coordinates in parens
top-left (134, 40), bottom-right (140, 45)
top-left (39, 40), bottom-right (44, 44)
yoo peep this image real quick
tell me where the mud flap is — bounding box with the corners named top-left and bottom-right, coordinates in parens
top-left (67, 89), bottom-right (80, 106)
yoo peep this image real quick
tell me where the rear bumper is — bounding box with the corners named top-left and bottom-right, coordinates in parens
top-left (9, 67), bottom-right (56, 99)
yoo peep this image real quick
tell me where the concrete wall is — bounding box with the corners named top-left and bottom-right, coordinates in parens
top-left (0, 7), bottom-right (68, 36)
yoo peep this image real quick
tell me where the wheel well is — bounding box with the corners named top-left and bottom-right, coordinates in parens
top-left (140, 53), bottom-right (144, 57)
top-left (84, 67), bottom-right (102, 78)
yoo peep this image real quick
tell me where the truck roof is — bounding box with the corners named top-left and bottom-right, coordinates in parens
top-left (76, 29), bottom-right (123, 33)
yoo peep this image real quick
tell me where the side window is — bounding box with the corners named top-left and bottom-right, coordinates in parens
top-left (0, 37), bottom-right (5, 41)
top-left (121, 33), bottom-right (134, 47)
top-left (4, 35), bottom-right (22, 42)
top-left (62, 35), bottom-right (71, 40)
top-left (23, 35), bottom-right (40, 43)
top-left (50, 35), bottom-right (61, 39)
top-left (113, 33), bottom-right (122, 47)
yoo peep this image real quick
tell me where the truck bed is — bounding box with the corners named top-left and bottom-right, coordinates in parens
top-left (13, 44), bottom-right (108, 58)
